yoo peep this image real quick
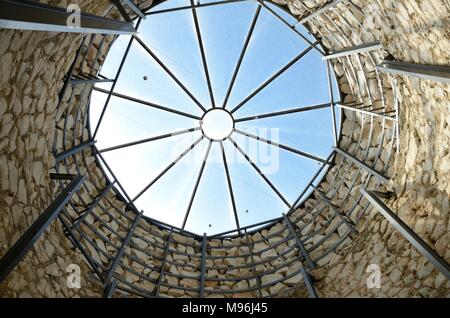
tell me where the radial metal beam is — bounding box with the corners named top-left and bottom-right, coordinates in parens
top-left (99, 127), bottom-right (200, 154)
top-left (111, 0), bottom-right (132, 22)
top-left (243, 229), bottom-right (262, 298)
top-left (134, 35), bottom-right (207, 112)
top-left (132, 137), bottom-right (204, 202)
top-left (296, 0), bottom-right (345, 25)
top-left (336, 103), bottom-right (396, 121)
top-left (361, 188), bottom-right (450, 280)
top-left (199, 234), bottom-right (207, 298)
top-left (234, 128), bottom-right (326, 164)
top-left (231, 44), bottom-right (316, 113)
top-left (228, 137), bottom-right (291, 208)
top-left (93, 87), bottom-right (201, 120)
top-left (219, 142), bottom-right (241, 231)
top-left (0, 175), bottom-right (85, 284)
top-left (323, 41), bottom-right (382, 60)
top-left (103, 211), bottom-right (143, 288)
top-left (0, 0), bottom-right (136, 35)
top-left (54, 140), bottom-right (96, 163)
top-left (235, 102), bottom-right (332, 122)
top-left (376, 60), bottom-right (450, 84)
top-left (333, 147), bottom-right (389, 182)
top-left (222, 4), bottom-right (261, 109)
top-left (181, 141), bottom-right (213, 229)
top-left (190, 0), bottom-right (216, 108)
top-left (69, 77), bottom-right (114, 85)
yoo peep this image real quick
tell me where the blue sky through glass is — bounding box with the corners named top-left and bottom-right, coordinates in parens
top-left (89, 0), bottom-right (341, 235)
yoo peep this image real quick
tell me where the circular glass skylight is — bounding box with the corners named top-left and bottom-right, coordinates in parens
top-left (89, 0), bottom-right (341, 235)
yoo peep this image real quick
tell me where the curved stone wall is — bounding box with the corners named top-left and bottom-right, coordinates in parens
top-left (0, 0), bottom-right (448, 298)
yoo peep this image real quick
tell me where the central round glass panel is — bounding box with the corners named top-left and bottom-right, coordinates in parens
top-left (201, 109), bottom-right (234, 140)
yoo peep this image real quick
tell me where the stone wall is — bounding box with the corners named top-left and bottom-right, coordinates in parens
top-left (0, 0), bottom-right (154, 297)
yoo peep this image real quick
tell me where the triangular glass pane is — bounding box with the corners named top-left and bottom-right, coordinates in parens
top-left (223, 139), bottom-right (286, 228)
top-left (233, 48), bottom-right (330, 118)
top-left (101, 130), bottom-right (203, 199)
top-left (94, 95), bottom-right (199, 150)
top-left (138, 4), bottom-right (213, 108)
top-left (97, 35), bottom-right (132, 79)
top-left (232, 131), bottom-right (323, 203)
top-left (133, 138), bottom-right (209, 228)
top-left (196, 0), bottom-right (260, 107)
top-left (224, 6), bottom-right (309, 110)
top-left (184, 142), bottom-right (237, 235)
top-left (114, 41), bottom-right (204, 117)
top-left (236, 106), bottom-right (335, 160)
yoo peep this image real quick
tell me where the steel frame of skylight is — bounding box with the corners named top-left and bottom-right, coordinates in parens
top-left (6, 0), bottom-right (442, 299)
top-left (90, 0), bottom-right (338, 234)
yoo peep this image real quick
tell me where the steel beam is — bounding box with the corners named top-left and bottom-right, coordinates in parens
top-left (361, 189), bottom-right (450, 280)
top-left (122, 0), bottom-right (146, 19)
top-left (333, 147), bottom-right (389, 182)
top-left (231, 44), bottom-right (316, 113)
top-left (99, 127), bottom-right (200, 154)
top-left (336, 103), bottom-right (396, 121)
top-left (111, 0), bottom-right (132, 22)
top-left (220, 142), bottom-right (241, 232)
top-left (222, 4), bottom-right (261, 109)
top-left (282, 214), bottom-right (315, 269)
top-left (103, 211), bottom-right (144, 288)
top-left (288, 151), bottom-right (335, 214)
top-left (199, 234), bottom-right (207, 298)
top-left (296, 0), bottom-right (345, 25)
top-left (69, 77), bottom-right (114, 85)
top-left (93, 19), bottom-right (141, 138)
top-left (235, 102), bottom-right (332, 122)
top-left (54, 140), bottom-right (96, 163)
top-left (132, 137), bottom-right (204, 202)
top-left (234, 129), bottom-right (326, 164)
top-left (0, 0), bottom-right (136, 35)
top-left (326, 61), bottom-right (338, 146)
top-left (181, 141), bottom-right (212, 229)
top-left (190, 0), bottom-right (216, 108)
top-left (0, 175), bottom-right (85, 284)
top-left (154, 229), bottom-right (174, 297)
top-left (104, 279), bottom-right (118, 298)
top-left (134, 35), bottom-right (207, 112)
top-left (72, 183), bottom-right (115, 229)
top-left (93, 87), bottom-right (201, 120)
top-left (311, 185), bottom-right (356, 231)
top-left (376, 60), bottom-right (450, 84)
top-left (243, 230), bottom-right (263, 298)
top-left (282, 215), bottom-right (318, 298)
top-left (228, 137), bottom-right (291, 208)
top-left (323, 41), bottom-right (382, 60)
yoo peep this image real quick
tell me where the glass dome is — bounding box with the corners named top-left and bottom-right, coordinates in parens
top-left (89, 0), bottom-right (341, 235)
